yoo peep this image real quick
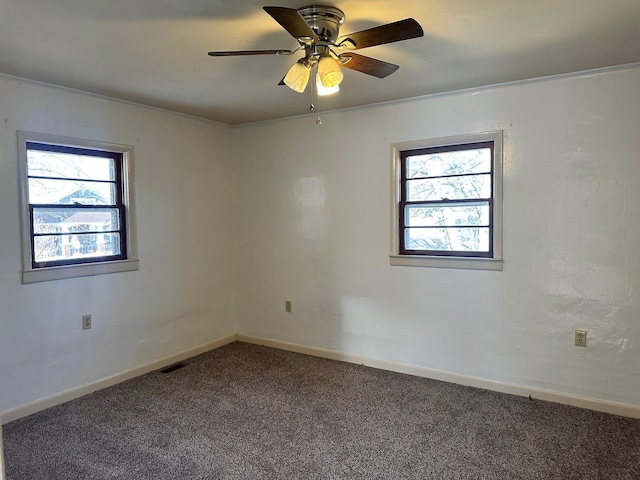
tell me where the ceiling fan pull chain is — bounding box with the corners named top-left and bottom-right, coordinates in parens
top-left (309, 76), bottom-right (315, 112)
top-left (313, 72), bottom-right (322, 125)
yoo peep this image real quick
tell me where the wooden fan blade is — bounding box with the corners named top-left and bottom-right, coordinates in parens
top-left (208, 50), bottom-right (292, 56)
top-left (263, 6), bottom-right (319, 42)
top-left (338, 53), bottom-right (399, 78)
top-left (337, 18), bottom-right (423, 50)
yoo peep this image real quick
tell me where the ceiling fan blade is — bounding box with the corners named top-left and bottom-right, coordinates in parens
top-left (263, 6), bottom-right (319, 42)
top-left (338, 52), bottom-right (399, 78)
top-left (208, 49), bottom-right (292, 56)
top-left (337, 18), bottom-right (423, 50)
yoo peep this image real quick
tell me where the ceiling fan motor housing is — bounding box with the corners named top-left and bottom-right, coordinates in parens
top-left (297, 5), bottom-right (345, 43)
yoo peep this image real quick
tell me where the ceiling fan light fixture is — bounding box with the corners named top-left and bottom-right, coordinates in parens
top-left (208, 6), bottom-right (425, 104)
top-left (318, 56), bottom-right (343, 88)
top-left (284, 60), bottom-right (311, 93)
top-left (316, 75), bottom-right (339, 96)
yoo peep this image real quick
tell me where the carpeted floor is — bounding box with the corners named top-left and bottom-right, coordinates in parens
top-left (2, 342), bottom-right (639, 479)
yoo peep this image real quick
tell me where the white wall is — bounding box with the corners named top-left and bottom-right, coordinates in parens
top-left (233, 66), bottom-right (640, 407)
top-left (1, 65), bottom-right (638, 420)
top-left (0, 77), bottom-right (237, 413)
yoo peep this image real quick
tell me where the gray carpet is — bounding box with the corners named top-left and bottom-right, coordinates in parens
top-left (3, 342), bottom-right (639, 479)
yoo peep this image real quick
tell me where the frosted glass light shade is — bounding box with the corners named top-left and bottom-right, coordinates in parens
top-left (318, 56), bottom-right (343, 88)
top-left (316, 75), bottom-right (339, 96)
top-left (284, 61), bottom-right (311, 93)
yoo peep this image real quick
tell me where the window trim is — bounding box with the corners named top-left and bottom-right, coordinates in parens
top-left (390, 131), bottom-right (503, 271)
top-left (18, 131), bottom-right (139, 283)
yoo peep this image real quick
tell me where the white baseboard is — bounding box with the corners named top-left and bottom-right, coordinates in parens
top-left (237, 334), bottom-right (640, 419)
top-left (4, 332), bottom-right (638, 424)
top-left (1, 333), bottom-right (237, 424)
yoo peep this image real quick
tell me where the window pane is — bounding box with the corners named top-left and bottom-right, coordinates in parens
top-left (32, 207), bottom-right (121, 234)
top-left (406, 174), bottom-right (491, 201)
top-left (405, 227), bottom-right (490, 252)
top-left (406, 202), bottom-right (490, 227)
top-left (406, 148), bottom-right (491, 179)
top-left (28, 178), bottom-right (116, 205)
top-left (34, 232), bottom-right (122, 263)
top-left (27, 149), bottom-right (115, 181)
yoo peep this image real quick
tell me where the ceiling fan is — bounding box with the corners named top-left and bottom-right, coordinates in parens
top-left (208, 5), bottom-right (424, 95)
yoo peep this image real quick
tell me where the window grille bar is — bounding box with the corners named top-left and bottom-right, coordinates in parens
top-left (405, 171), bottom-right (491, 181)
top-left (405, 225), bottom-right (490, 229)
top-left (33, 230), bottom-right (121, 238)
top-left (28, 175), bottom-right (117, 184)
top-left (402, 198), bottom-right (492, 206)
top-left (31, 203), bottom-right (121, 209)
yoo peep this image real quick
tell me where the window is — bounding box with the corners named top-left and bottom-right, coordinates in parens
top-left (18, 132), bottom-right (138, 283)
top-left (390, 132), bottom-right (503, 271)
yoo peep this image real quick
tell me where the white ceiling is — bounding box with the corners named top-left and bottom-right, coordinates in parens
top-left (1, 0), bottom-right (639, 125)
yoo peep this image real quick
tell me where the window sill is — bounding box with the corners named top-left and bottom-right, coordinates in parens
top-left (389, 255), bottom-right (503, 271)
top-left (22, 259), bottom-right (139, 284)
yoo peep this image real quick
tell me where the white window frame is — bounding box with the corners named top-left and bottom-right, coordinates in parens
top-left (390, 131), bottom-right (503, 271)
top-left (17, 131), bottom-right (139, 283)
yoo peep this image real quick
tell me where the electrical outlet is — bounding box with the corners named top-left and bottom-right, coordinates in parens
top-left (285, 300), bottom-right (292, 313)
top-left (575, 330), bottom-right (587, 347)
top-left (82, 314), bottom-right (92, 330)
